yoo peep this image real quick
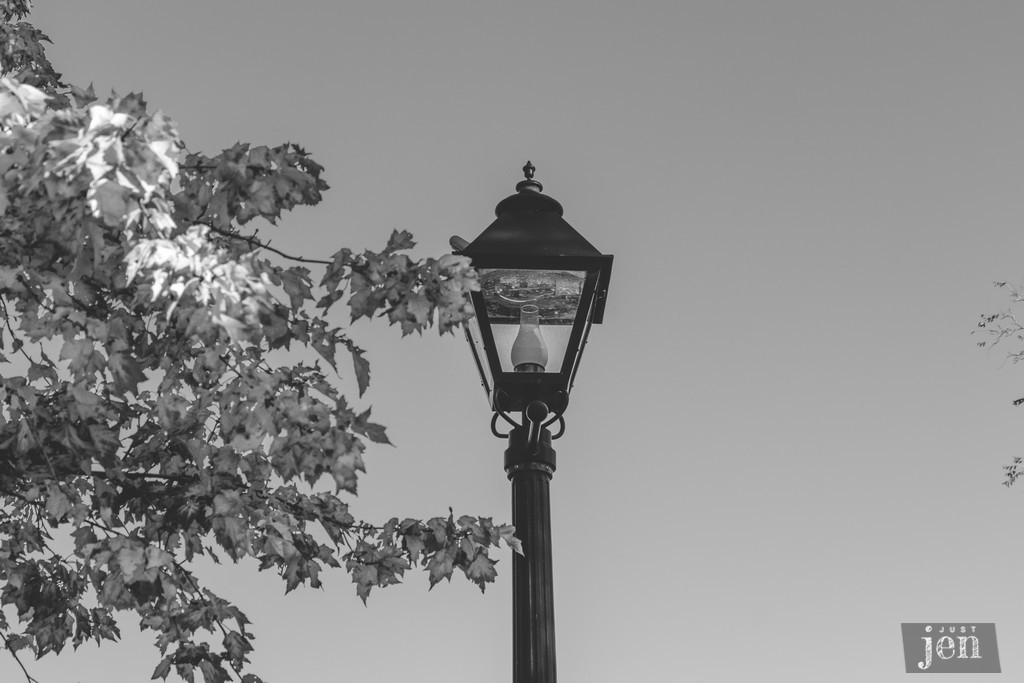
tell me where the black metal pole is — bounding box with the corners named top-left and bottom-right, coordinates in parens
top-left (504, 402), bottom-right (557, 683)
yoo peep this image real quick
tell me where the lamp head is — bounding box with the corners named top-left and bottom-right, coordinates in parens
top-left (454, 164), bottom-right (613, 413)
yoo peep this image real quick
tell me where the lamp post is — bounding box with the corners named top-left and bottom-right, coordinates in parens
top-left (450, 163), bottom-right (613, 683)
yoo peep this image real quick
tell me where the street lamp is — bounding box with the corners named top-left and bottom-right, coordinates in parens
top-left (450, 162), bottom-right (613, 683)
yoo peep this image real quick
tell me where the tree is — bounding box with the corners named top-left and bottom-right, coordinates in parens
top-left (976, 281), bottom-right (1024, 488)
top-left (0, 3), bottom-right (520, 681)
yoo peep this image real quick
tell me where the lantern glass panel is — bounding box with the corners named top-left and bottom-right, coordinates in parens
top-left (464, 313), bottom-right (493, 398)
top-left (478, 268), bottom-right (586, 373)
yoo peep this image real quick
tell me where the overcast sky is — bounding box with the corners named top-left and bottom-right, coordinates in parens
top-left (6, 1), bottom-right (1024, 682)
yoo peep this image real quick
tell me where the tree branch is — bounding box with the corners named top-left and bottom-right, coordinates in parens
top-left (0, 632), bottom-right (40, 683)
top-left (200, 222), bottom-right (331, 265)
top-left (15, 273), bottom-right (90, 334)
top-left (90, 470), bottom-right (190, 482)
top-left (23, 420), bottom-right (57, 479)
top-left (0, 298), bottom-right (44, 367)
top-left (173, 562), bottom-right (246, 682)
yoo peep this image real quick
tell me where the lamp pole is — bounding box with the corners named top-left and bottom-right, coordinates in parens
top-left (451, 163), bottom-right (613, 683)
top-left (506, 401), bottom-right (557, 683)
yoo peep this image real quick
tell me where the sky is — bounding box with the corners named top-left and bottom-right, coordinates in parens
top-left (5, 1), bottom-right (1024, 681)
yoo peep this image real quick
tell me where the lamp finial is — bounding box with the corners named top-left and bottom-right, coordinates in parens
top-left (516, 161), bottom-right (543, 193)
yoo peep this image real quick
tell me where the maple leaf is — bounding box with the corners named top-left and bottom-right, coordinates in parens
top-left (144, 546), bottom-right (173, 570)
top-left (117, 546), bottom-right (146, 582)
top-left (354, 407), bottom-right (390, 445)
top-left (44, 484), bottom-right (73, 521)
top-left (223, 631), bottom-right (251, 666)
top-left (497, 524), bottom-right (524, 555)
top-left (212, 490), bottom-right (244, 516)
top-left (107, 351), bottom-right (146, 395)
top-left (464, 550), bottom-right (498, 592)
top-left (385, 229), bottom-right (415, 253)
top-left (87, 423), bottom-right (120, 463)
top-left (214, 516), bottom-right (251, 559)
top-left (320, 247), bottom-right (352, 295)
top-left (278, 266), bottom-right (313, 312)
top-left (152, 657), bottom-right (173, 681)
top-left (403, 532), bottom-right (426, 565)
top-left (345, 341), bottom-right (370, 396)
top-left (282, 557), bottom-right (306, 593)
top-left (351, 564), bottom-right (377, 604)
top-left (89, 178), bottom-right (131, 226)
top-left (426, 546), bottom-right (457, 589)
top-left (59, 338), bottom-right (105, 379)
top-left (26, 361), bottom-right (57, 384)
top-left (198, 659), bottom-right (228, 683)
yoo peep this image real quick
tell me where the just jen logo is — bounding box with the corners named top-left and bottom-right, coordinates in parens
top-left (900, 623), bottom-right (1000, 673)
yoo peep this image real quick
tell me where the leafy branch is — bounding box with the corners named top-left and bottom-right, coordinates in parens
top-left (0, 6), bottom-right (498, 683)
top-left (977, 282), bottom-right (1024, 485)
top-left (0, 631), bottom-right (40, 683)
top-left (199, 222), bottom-right (332, 266)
